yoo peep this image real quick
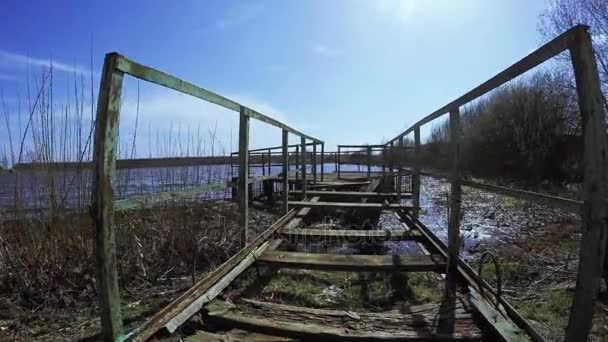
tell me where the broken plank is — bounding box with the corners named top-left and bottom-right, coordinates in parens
top-left (257, 251), bottom-right (446, 272)
top-left (204, 299), bottom-right (482, 340)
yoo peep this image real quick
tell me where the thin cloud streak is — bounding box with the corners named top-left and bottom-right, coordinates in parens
top-left (0, 49), bottom-right (91, 74)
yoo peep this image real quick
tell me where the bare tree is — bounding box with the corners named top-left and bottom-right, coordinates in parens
top-left (539, 0), bottom-right (608, 95)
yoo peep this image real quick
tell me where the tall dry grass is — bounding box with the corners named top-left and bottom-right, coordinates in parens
top-left (0, 60), bottom-right (249, 311)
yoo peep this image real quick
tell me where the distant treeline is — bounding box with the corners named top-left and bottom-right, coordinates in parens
top-left (401, 71), bottom-right (587, 184)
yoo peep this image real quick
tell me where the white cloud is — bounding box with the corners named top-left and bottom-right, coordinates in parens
top-left (0, 49), bottom-right (91, 74)
top-left (314, 44), bottom-right (341, 58)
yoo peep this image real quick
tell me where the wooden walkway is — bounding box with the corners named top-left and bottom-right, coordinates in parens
top-left (127, 174), bottom-right (538, 341)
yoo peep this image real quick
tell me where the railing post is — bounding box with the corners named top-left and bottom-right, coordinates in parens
top-left (565, 27), bottom-right (608, 342)
top-left (238, 106), bottom-right (250, 248)
top-left (396, 139), bottom-right (403, 201)
top-left (413, 127), bottom-right (421, 219)
top-left (367, 145), bottom-right (372, 181)
top-left (295, 145), bottom-right (300, 185)
top-left (312, 143), bottom-right (317, 185)
top-left (91, 53), bottom-right (125, 342)
top-left (301, 137), bottom-right (307, 199)
top-left (337, 146), bottom-right (341, 179)
top-left (388, 142), bottom-right (395, 191)
top-left (381, 146), bottom-right (386, 178)
top-left (321, 143), bottom-right (325, 182)
top-left (282, 130), bottom-right (289, 214)
top-left (267, 149), bottom-right (271, 175)
top-left (261, 152), bottom-right (266, 176)
top-left (447, 108), bottom-right (462, 298)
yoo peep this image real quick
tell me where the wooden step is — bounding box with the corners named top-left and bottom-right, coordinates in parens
top-left (282, 228), bottom-right (424, 242)
top-left (289, 190), bottom-right (412, 198)
top-left (257, 251), bottom-right (446, 272)
top-left (288, 201), bottom-right (412, 210)
top-left (201, 299), bottom-right (483, 341)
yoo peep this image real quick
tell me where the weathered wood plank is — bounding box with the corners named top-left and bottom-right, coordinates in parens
top-left (257, 251), bottom-right (446, 272)
top-left (128, 210), bottom-right (297, 342)
top-left (91, 52), bottom-right (125, 341)
top-left (288, 190), bottom-right (410, 198)
top-left (288, 201), bottom-right (412, 210)
top-left (186, 329), bottom-right (294, 342)
top-left (238, 107), bottom-right (249, 248)
top-left (565, 26), bottom-right (608, 342)
top-left (204, 299), bottom-right (482, 340)
top-left (164, 241), bottom-right (274, 333)
top-left (397, 210), bottom-right (542, 341)
top-left (282, 228), bottom-right (423, 242)
top-left (114, 54), bottom-right (321, 142)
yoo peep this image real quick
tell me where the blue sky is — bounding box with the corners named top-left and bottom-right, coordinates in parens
top-left (0, 0), bottom-right (553, 162)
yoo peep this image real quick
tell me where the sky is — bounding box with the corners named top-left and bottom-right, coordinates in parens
top-left (0, 0), bottom-right (554, 163)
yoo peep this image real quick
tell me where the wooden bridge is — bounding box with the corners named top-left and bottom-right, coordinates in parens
top-left (89, 25), bottom-right (605, 341)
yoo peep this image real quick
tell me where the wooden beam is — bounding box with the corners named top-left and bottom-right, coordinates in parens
top-left (288, 190), bottom-right (411, 198)
top-left (282, 228), bottom-right (423, 242)
top-left (367, 145), bottom-right (372, 181)
top-left (128, 210), bottom-right (298, 341)
top-left (91, 52), bottom-right (125, 342)
top-left (411, 169), bottom-right (582, 213)
top-left (447, 108), bottom-right (462, 298)
top-left (164, 241), bottom-right (274, 333)
top-left (257, 251), bottom-right (446, 272)
top-left (387, 25), bottom-right (585, 144)
top-left (282, 130), bottom-right (289, 214)
top-left (114, 54), bottom-right (321, 142)
top-left (288, 201), bottom-right (412, 210)
top-left (565, 26), bottom-right (608, 342)
top-left (396, 210), bottom-right (543, 341)
top-left (238, 107), bottom-right (250, 248)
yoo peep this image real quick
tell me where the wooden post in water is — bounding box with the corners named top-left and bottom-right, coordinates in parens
top-left (367, 145), bottom-right (372, 181)
top-left (565, 27), bottom-right (608, 342)
top-left (238, 106), bottom-right (250, 248)
top-left (321, 143), bottom-right (325, 181)
top-left (282, 130), bottom-right (289, 214)
top-left (91, 53), bottom-right (125, 342)
top-left (337, 146), bottom-right (341, 179)
top-left (312, 143), bottom-right (317, 184)
top-left (413, 127), bottom-right (421, 219)
top-left (267, 149), bottom-right (271, 175)
top-left (446, 108), bottom-right (462, 298)
top-left (301, 137), bottom-right (307, 199)
top-left (388, 142), bottom-right (395, 191)
top-left (396, 139), bottom-right (403, 201)
top-left (295, 145), bottom-right (300, 185)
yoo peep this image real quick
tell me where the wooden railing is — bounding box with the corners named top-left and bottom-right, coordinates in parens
top-left (384, 25), bottom-right (606, 342)
top-left (90, 53), bottom-right (323, 341)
